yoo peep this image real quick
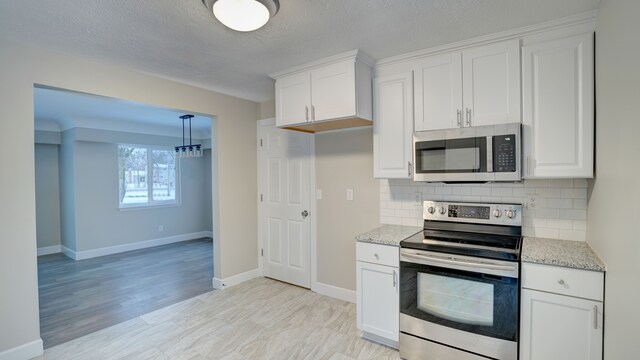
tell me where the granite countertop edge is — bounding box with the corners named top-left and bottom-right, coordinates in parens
top-left (521, 237), bottom-right (606, 272)
top-left (355, 225), bottom-right (423, 247)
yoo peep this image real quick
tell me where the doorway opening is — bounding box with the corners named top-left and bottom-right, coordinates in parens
top-left (34, 85), bottom-right (216, 348)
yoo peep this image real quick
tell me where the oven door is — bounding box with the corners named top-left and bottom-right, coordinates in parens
top-left (400, 249), bottom-right (519, 360)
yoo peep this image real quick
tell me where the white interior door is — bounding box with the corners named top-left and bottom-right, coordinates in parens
top-left (259, 121), bottom-right (312, 288)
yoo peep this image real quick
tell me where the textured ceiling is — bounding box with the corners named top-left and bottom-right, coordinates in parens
top-left (1, 0), bottom-right (600, 102)
top-left (34, 87), bottom-right (211, 138)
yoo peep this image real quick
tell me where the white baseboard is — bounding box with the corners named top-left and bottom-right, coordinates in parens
top-left (64, 231), bottom-right (212, 261)
top-left (362, 332), bottom-right (399, 349)
top-left (212, 268), bottom-right (260, 290)
top-left (61, 246), bottom-right (76, 260)
top-left (313, 282), bottom-right (356, 303)
top-left (37, 245), bottom-right (62, 256)
top-left (0, 338), bottom-right (43, 360)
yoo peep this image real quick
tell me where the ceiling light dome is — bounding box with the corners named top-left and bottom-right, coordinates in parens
top-left (202, 0), bottom-right (280, 32)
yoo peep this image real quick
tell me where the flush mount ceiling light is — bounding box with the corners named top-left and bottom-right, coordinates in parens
top-left (202, 0), bottom-right (280, 32)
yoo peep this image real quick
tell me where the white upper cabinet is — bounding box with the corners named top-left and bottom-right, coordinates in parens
top-left (414, 39), bottom-right (521, 131)
top-left (276, 72), bottom-right (312, 127)
top-left (522, 32), bottom-right (594, 178)
top-left (271, 50), bottom-right (373, 133)
top-left (462, 40), bottom-right (521, 127)
top-left (414, 52), bottom-right (463, 131)
top-left (310, 60), bottom-right (356, 122)
top-left (373, 72), bottom-right (414, 179)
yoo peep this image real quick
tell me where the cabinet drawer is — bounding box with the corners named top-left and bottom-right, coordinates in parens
top-left (522, 263), bottom-right (604, 301)
top-left (356, 242), bottom-right (399, 267)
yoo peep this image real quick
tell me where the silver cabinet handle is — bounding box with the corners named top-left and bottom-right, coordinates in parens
top-left (403, 252), bottom-right (516, 271)
top-left (392, 269), bottom-right (397, 288)
top-left (456, 109), bottom-right (462, 127)
top-left (301, 210), bottom-right (309, 219)
top-left (594, 305), bottom-right (598, 329)
top-left (311, 105), bottom-right (315, 121)
top-left (305, 106), bottom-right (309, 121)
top-left (558, 279), bottom-right (565, 285)
top-left (374, 253), bottom-right (379, 260)
top-left (466, 108), bottom-right (471, 126)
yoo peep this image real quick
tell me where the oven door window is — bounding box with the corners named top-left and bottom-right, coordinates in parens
top-left (415, 137), bottom-right (487, 173)
top-left (401, 261), bottom-right (518, 341)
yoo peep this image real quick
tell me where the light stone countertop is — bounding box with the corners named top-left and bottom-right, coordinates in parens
top-left (522, 237), bottom-right (606, 272)
top-left (355, 225), bottom-right (423, 247)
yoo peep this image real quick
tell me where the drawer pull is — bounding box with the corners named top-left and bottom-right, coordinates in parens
top-left (558, 279), bottom-right (565, 285)
top-left (374, 253), bottom-right (379, 260)
top-left (594, 305), bottom-right (598, 329)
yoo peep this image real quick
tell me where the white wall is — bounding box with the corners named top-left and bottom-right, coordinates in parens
top-left (65, 136), bottom-right (212, 252)
top-left (34, 144), bottom-right (61, 249)
top-left (0, 37), bottom-right (258, 355)
top-left (316, 128), bottom-right (380, 291)
top-left (382, 179), bottom-right (589, 241)
top-left (589, 1), bottom-right (640, 358)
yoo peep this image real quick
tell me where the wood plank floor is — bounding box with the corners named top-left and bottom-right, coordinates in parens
top-left (38, 277), bottom-right (400, 360)
top-left (38, 238), bottom-right (214, 348)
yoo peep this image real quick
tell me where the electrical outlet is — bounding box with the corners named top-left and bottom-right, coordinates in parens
top-left (526, 196), bottom-right (537, 209)
top-left (316, 189), bottom-right (323, 200)
top-left (346, 188), bottom-right (354, 201)
top-left (158, 225), bottom-right (164, 232)
top-left (414, 192), bottom-right (422, 206)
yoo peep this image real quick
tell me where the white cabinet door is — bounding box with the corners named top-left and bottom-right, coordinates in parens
top-left (414, 52), bottom-right (463, 131)
top-left (310, 60), bottom-right (356, 121)
top-left (522, 33), bottom-right (594, 178)
top-left (356, 261), bottom-right (399, 342)
top-left (275, 72), bottom-right (311, 127)
top-left (520, 289), bottom-right (603, 360)
top-left (373, 72), bottom-right (414, 179)
top-left (462, 39), bottom-right (521, 127)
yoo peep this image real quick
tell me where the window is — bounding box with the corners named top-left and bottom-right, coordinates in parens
top-left (118, 145), bottom-right (178, 208)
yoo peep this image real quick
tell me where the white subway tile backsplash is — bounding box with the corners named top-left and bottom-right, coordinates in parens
top-left (561, 188), bottom-right (588, 199)
top-left (472, 187), bottom-right (492, 196)
top-left (547, 198), bottom-right (573, 209)
top-left (380, 179), bottom-right (589, 241)
top-left (491, 188), bottom-right (513, 197)
top-left (559, 209), bottom-right (587, 220)
top-left (573, 199), bottom-right (587, 209)
top-left (546, 219), bottom-right (574, 230)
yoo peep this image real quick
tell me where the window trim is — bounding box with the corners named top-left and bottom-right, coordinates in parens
top-left (118, 144), bottom-right (181, 209)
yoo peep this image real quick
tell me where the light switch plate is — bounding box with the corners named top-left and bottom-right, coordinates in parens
top-left (346, 189), bottom-right (354, 201)
top-left (316, 189), bottom-right (323, 200)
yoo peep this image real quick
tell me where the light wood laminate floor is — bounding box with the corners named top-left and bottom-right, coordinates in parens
top-left (38, 277), bottom-right (400, 360)
top-left (38, 238), bottom-right (214, 348)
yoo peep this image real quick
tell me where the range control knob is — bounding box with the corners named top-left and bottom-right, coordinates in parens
top-left (438, 206), bottom-right (447, 215)
top-left (427, 206), bottom-right (436, 214)
top-left (505, 209), bottom-right (516, 219)
top-left (493, 209), bottom-right (503, 218)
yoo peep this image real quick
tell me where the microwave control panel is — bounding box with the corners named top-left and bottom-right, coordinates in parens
top-left (493, 135), bottom-right (516, 172)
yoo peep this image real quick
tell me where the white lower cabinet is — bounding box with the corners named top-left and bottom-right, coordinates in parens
top-left (520, 263), bottom-right (604, 360)
top-left (356, 242), bottom-right (399, 347)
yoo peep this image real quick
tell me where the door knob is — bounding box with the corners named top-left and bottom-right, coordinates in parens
top-left (301, 210), bottom-right (309, 219)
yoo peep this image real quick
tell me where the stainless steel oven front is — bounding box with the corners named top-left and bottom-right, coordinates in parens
top-left (413, 123), bottom-right (521, 182)
top-left (399, 249), bottom-right (519, 360)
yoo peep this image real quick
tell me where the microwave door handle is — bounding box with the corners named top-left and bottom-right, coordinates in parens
top-left (402, 252), bottom-right (516, 272)
top-left (486, 136), bottom-right (493, 173)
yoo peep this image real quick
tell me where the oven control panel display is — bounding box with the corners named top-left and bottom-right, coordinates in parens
top-left (448, 205), bottom-right (490, 220)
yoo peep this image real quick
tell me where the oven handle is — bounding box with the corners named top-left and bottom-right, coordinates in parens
top-left (402, 252), bottom-right (517, 272)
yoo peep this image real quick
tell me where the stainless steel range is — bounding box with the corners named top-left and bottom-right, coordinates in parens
top-left (399, 201), bottom-right (523, 360)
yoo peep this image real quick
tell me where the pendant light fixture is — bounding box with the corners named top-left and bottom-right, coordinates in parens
top-left (202, 0), bottom-right (280, 32)
top-left (175, 115), bottom-right (203, 159)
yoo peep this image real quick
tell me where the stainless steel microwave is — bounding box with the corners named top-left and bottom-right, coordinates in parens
top-left (413, 123), bottom-right (521, 182)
